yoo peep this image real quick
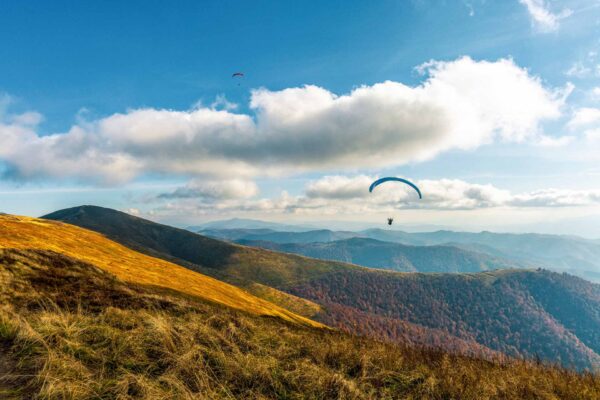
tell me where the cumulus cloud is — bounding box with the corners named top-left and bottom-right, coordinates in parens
top-left (519, 0), bottom-right (572, 32)
top-left (0, 57), bottom-right (566, 184)
top-left (159, 179), bottom-right (259, 200)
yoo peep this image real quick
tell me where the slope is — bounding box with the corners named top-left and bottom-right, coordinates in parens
top-left (2, 249), bottom-right (599, 399)
top-left (0, 214), bottom-right (321, 327)
top-left (289, 268), bottom-right (600, 370)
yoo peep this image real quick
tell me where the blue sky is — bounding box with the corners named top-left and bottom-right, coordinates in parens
top-left (1, 0), bottom-right (600, 236)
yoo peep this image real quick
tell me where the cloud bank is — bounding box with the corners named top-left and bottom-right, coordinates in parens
top-left (154, 176), bottom-right (600, 218)
top-left (0, 57), bottom-right (567, 185)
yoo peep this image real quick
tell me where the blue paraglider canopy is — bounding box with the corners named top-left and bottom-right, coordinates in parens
top-left (369, 177), bottom-right (422, 199)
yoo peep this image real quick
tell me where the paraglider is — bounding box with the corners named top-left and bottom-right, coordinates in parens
top-left (369, 177), bottom-right (422, 227)
top-left (369, 177), bottom-right (422, 198)
top-left (232, 72), bottom-right (244, 86)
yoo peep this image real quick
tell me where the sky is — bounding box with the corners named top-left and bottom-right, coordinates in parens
top-left (1, 0), bottom-right (600, 236)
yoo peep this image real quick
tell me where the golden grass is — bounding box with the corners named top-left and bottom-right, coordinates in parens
top-left (0, 215), bottom-right (322, 328)
top-left (244, 283), bottom-right (322, 318)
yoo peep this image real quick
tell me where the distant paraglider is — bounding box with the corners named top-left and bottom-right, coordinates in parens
top-left (369, 177), bottom-right (422, 227)
top-left (232, 72), bottom-right (244, 86)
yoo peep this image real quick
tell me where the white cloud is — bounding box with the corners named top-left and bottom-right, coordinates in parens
top-left (10, 111), bottom-right (43, 126)
top-left (584, 128), bottom-right (600, 141)
top-left (510, 189), bottom-right (600, 207)
top-left (568, 107), bottom-right (600, 129)
top-left (519, 0), bottom-right (572, 32)
top-left (566, 62), bottom-right (592, 78)
top-left (209, 94), bottom-right (238, 111)
top-left (159, 179), bottom-right (259, 200)
top-left (535, 135), bottom-right (574, 147)
top-left (305, 175), bottom-right (373, 199)
top-left (0, 57), bottom-right (566, 184)
top-left (124, 208), bottom-right (141, 216)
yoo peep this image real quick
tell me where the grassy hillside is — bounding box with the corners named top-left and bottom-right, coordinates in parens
top-left (237, 237), bottom-right (524, 273)
top-left (43, 206), bottom-right (600, 370)
top-left (2, 247), bottom-right (600, 399)
top-left (0, 214), bottom-right (320, 328)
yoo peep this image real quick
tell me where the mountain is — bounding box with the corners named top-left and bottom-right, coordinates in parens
top-left (237, 237), bottom-right (526, 273)
top-left (0, 214), bottom-right (318, 327)
top-left (202, 228), bottom-right (359, 244)
top-left (42, 206), bottom-right (354, 288)
top-left (290, 268), bottom-right (600, 370)
top-left (203, 227), bottom-right (364, 243)
top-left (204, 227), bottom-right (600, 282)
top-left (44, 206), bottom-right (600, 370)
top-left (362, 229), bottom-right (600, 282)
top-left (2, 218), bottom-right (598, 399)
top-left (188, 217), bottom-right (314, 232)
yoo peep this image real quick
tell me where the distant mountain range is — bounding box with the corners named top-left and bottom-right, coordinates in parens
top-left (187, 217), bottom-right (315, 232)
top-left (44, 206), bottom-right (600, 370)
top-left (201, 227), bottom-right (600, 282)
top-left (237, 237), bottom-right (526, 273)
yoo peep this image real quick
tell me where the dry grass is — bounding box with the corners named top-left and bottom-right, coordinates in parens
top-left (1, 248), bottom-right (599, 399)
top-left (244, 283), bottom-right (322, 318)
top-left (0, 215), bottom-right (322, 328)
